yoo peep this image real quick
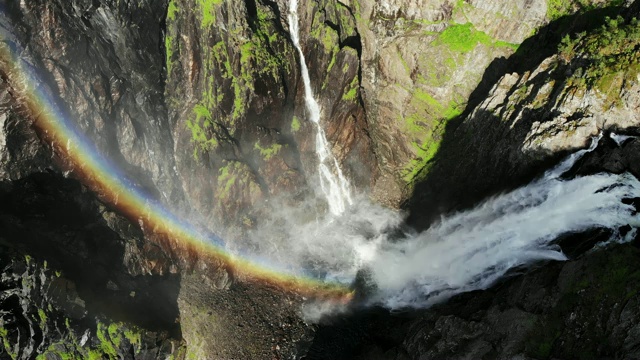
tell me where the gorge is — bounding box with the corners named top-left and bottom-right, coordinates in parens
top-left (2, 0), bottom-right (640, 359)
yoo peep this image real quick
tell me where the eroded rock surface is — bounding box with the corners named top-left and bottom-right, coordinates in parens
top-left (0, 172), bottom-right (183, 359)
top-left (2, 0), bottom-right (640, 359)
top-left (407, 2), bottom-right (639, 227)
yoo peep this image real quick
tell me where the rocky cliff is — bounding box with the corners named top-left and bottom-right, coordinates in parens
top-left (407, 1), bottom-right (639, 227)
top-left (2, 0), bottom-right (640, 359)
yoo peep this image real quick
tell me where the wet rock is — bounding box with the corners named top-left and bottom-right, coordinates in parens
top-left (0, 247), bottom-right (183, 360)
top-left (0, 172), bottom-right (184, 359)
top-left (306, 243), bottom-right (640, 359)
top-left (178, 272), bottom-right (312, 359)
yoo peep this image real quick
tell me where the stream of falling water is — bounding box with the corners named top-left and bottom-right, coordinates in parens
top-left (292, 134), bottom-right (640, 319)
top-left (287, 0), bottom-right (352, 215)
top-left (279, 1), bottom-right (640, 320)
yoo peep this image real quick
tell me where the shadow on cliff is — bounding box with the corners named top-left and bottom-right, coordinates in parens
top-left (0, 171), bottom-right (182, 338)
top-left (404, 4), bottom-right (635, 230)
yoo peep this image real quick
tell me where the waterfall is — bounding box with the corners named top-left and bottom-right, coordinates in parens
top-left (272, 134), bottom-right (640, 319)
top-left (287, 0), bottom-right (352, 215)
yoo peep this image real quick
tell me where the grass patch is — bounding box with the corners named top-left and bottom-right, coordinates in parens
top-left (342, 74), bottom-right (359, 101)
top-left (437, 23), bottom-right (493, 52)
top-left (197, 0), bottom-right (222, 28)
top-left (254, 141), bottom-right (282, 160)
top-left (401, 89), bottom-right (462, 183)
top-left (167, 0), bottom-right (178, 20)
top-left (291, 116), bottom-right (301, 132)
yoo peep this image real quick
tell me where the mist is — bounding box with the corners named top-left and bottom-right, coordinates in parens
top-left (232, 135), bottom-right (640, 321)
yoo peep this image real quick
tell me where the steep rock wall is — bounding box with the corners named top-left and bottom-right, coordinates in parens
top-left (407, 2), bottom-right (640, 226)
top-left (164, 0), bottom-right (376, 233)
top-left (352, 0), bottom-right (548, 205)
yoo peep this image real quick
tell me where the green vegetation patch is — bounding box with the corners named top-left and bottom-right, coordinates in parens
top-left (165, 0), bottom-right (179, 77)
top-left (197, 0), bottom-right (222, 28)
top-left (291, 116), bottom-right (301, 132)
top-left (96, 322), bottom-right (118, 358)
top-left (436, 23), bottom-right (493, 53)
top-left (187, 104), bottom-right (219, 159)
top-left (186, 3), bottom-right (291, 160)
top-left (435, 22), bottom-right (520, 54)
top-left (1, 327), bottom-right (16, 360)
top-left (34, 320), bottom-right (143, 360)
top-left (547, 0), bottom-right (573, 20)
top-left (547, 0), bottom-right (625, 21)
top-left (342, 74), bottom-right (359, 101)
top-left (167, 0), bottom-right (178, 20)
top-left (254, 141), bottom-right (282, 160)
top-left (216, 161), bottom-right (260, 200)
top-left (560, 16), bottom-right (640, 106)
top-left (401, 89), bottom-right (463, 183)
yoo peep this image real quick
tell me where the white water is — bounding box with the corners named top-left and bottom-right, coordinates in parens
top-left (610, 132), bottom-right (637, 146)
top-left (243, 134), bottom-right (640, 319)
top-left (271, 2), bottom-right (640, 316)
top-left (287, 0), bottom-right (352, 215)
top-left (294, 135), bottom-right (640, 319)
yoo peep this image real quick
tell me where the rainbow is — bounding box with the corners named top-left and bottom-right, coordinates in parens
top-left (0, 43), bottom-right (352, 301)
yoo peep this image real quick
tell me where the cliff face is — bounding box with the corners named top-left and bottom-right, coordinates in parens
top-left (353, 0), bottom-right (547, 204)
top-left (3, 0), bottom-right (640, 359)
top-left (164, 0), bottom-right (376, 234)
top-left (3, 0), bottom-right (632, 234)
top-left (407, 2), bottom-right (640, 226)
top-left (2, 0), bottom-right (179, 199)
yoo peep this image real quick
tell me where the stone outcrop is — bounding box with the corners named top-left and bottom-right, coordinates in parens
top-left (164, 0), bottom-right (377, 232)
top-left (0, 172), bottom-right (184, 359)
top-left (353, 0), bottom-right (548, 205)
top-left (407, 2), bottom-right (639, 227)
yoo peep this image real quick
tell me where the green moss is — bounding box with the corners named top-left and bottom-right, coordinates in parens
top-left (107, 323), bottom-right (123, 348)
top-left (96, 322), bottom-right (118, 359)
top-left (123, 329), bottom-right (141, 348)
top-left (187, 104), bottom-right (220, 159)
top-left (216, 161), bottom-right (261, 200)
top-left (165, 34), bottom-right (174, 76)
top-left (197, 0), bottom-right (222, 28)
top-left (548, 0), bottom-right (625, 20)
top-left (323, 50), bottom-right (338, 89)
top-left (291, 116), bottom-right (301, 132)
top-left (1, 327), bottom-right (16, 360)
top-left (37, 308), bottom-right (47, 328)
top-left (87, 350), bottom-right (103, 360)
top-left (342, 74), bottom-right (359, 101)
top-left (310, 8), bottom-right (339, 51)
top-left (217, 162), bottom-right (238, 199)
top-left (165, 1), bottom-right (178, 76)
top-left (560, 16), bottom-right (640, 105)
top-left (436, 23), bottom-right (520, 54)
top-left (254, 141), bottom-right (282, 160)
top-left (36, 343), bottom-right (78, 360)
top-left (436, 23), bottom-right (493, 53)
top-left (167, 0), bottom-right (178, 20)
top-left (401, 89), bottom-right (462, 183)
top-left (495, 40), bottom-right (520, 51)
top-left (547, 0), bottom-right (573, 20)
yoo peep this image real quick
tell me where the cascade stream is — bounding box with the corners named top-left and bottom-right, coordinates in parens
top-left (287, 0), bottom-right (352, 215)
